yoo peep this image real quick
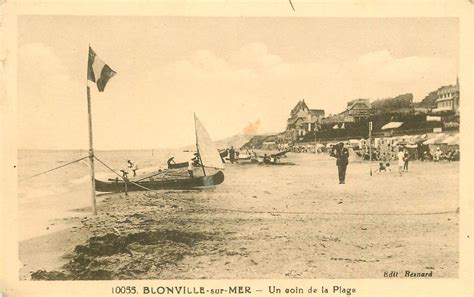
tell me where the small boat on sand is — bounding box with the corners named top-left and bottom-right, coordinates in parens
top-left (96, 171), bottom-right (224, 192)
top-left (95, 114), bottom-right (225, 192)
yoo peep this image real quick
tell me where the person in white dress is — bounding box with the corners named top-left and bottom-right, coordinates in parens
top-left (397, 149), bottom-right (405, 175)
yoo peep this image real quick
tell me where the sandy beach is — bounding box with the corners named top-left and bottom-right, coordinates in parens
top-left (19, 152), bottom-right (459, 280)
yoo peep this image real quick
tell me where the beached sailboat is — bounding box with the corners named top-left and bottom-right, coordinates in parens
top-left (95, 114), bottom-right (225, 192)
top-left (224, 149), bottom-right (293, 165)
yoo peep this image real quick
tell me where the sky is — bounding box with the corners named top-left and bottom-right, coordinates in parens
top-left (17, 16), bottom-right (458, 150)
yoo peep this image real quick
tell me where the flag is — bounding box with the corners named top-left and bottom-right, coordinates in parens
top-left (87, 46), bottom-right (116, 92)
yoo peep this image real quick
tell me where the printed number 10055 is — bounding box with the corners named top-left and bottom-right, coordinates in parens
top-left (112, 286), bottom-right (137, 294)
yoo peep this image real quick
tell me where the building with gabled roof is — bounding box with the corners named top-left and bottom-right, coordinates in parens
top-left (321, 98), bottom-right (373, 125)
top-left (286, 99), bottom-right (325, 141)
top-left (432, 78), bottom-right (460, 116)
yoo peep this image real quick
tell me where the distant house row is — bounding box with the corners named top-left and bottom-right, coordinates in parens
top-left (284, 79), bottom-right (460, 142)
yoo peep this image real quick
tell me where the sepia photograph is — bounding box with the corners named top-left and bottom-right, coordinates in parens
top-left (1, 1), bottom-right (473, 296)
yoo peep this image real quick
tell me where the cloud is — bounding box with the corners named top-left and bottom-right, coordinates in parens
top-left (157, 44), bottom-right (457, 138)
top-left (18, 43), bottom-right (87, 149)
top-left (17, 41), bottom-right (457, 149)
top-left (354, 49), bottom-right (454, 84)
top-left (230, 42), bottom-right (283, 70)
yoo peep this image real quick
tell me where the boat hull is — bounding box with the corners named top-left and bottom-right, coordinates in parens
top-left (95, 171), bottom-right (225, 192)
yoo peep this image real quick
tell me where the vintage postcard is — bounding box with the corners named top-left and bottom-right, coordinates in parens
top-left (0, 0), bottom-right (473, 296)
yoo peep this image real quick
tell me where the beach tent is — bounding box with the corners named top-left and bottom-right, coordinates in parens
top-left (348, 139), bottom-right (359, 149)
top-left (424, 133), bottom-right (449, 153)
top-left (412, 134), bottom-right (428, 143)
top-left (347, 147), bottom-right (358, 161)
top-left (389, 137), bottom-right (401, 146)
top-left (399, 135), bottom-right (415, 143)
top-left (374, 138), bottom-right (381, 148)
top-left (402, 143), bottom-right (419, 159)
top-left (423, 138), bottom-right (444, 145)
top-left (442, 134), bottom-right (459, 145)
top-left (423, 133), bottom-right (446, 145)
top-left (349, 139), bottom-right (359, 145)
top-left (442, 134), bottom-right (460, 151)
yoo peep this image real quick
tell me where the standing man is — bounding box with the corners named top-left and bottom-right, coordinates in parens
top-left (403, 149), bottom-right (410, 172)
top-left (229, 146), bottom-right (236, 164)
top-left (332, 142), bottom-right (349, 184)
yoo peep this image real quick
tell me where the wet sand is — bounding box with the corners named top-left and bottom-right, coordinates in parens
top-left (19, 153), bottom-right (459, 279)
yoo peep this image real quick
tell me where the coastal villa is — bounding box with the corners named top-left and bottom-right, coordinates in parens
top-left (345, 99), bottom-right (373, 121)
top-left (286, 99), bottom-right (325, 141)
top-left (321, 99), bottom-right (373, 126)
top-left (432, 78), bottom-right (460, 116)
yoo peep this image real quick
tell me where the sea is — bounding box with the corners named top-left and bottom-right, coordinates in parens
top-left (17, 148), bottom-right (194, 241)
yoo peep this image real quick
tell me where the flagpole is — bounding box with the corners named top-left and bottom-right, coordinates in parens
top-left (87, 84), bottom-right (97, 215)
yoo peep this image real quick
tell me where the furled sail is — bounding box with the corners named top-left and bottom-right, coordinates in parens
top-left (194, 114), bottom-right (224, 170)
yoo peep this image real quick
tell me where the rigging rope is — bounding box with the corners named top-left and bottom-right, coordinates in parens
top-left (18, 156), bottom-right (89, 182)
top-left (94, 155), bottom-right (163, 193)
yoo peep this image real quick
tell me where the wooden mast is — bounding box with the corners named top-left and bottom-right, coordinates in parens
top-left (87, 85), bottom-right (97, 215)
top-left (194, 113), bottom-right (206, 176)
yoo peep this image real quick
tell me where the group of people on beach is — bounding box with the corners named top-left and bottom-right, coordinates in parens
top-left (168, 154), bottom-right (201, 178)
top-left (397, 149), bottom-right (410, 175)
top-left (331, 142), bottom-right (415, 184)
top-left (221, 146), bottom-right (266, 164)
top-left (122, 141), bottom-right (455, 185)
top-left (374, 147), bottom-right (409, 176)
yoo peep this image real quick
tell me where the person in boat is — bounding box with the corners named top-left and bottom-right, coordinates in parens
top-left (167, 156), bottom-right (176, 166)
top-left (188, 157), bottom-right (194, 178)
top-left (120, 169), bottom-right (129, 179)
top-left (229, 146), bottom-right (236, 164)
top-left (127, 160), bottom-right (138, 177)
top-left (192, 152), bottom-right (201, 166)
